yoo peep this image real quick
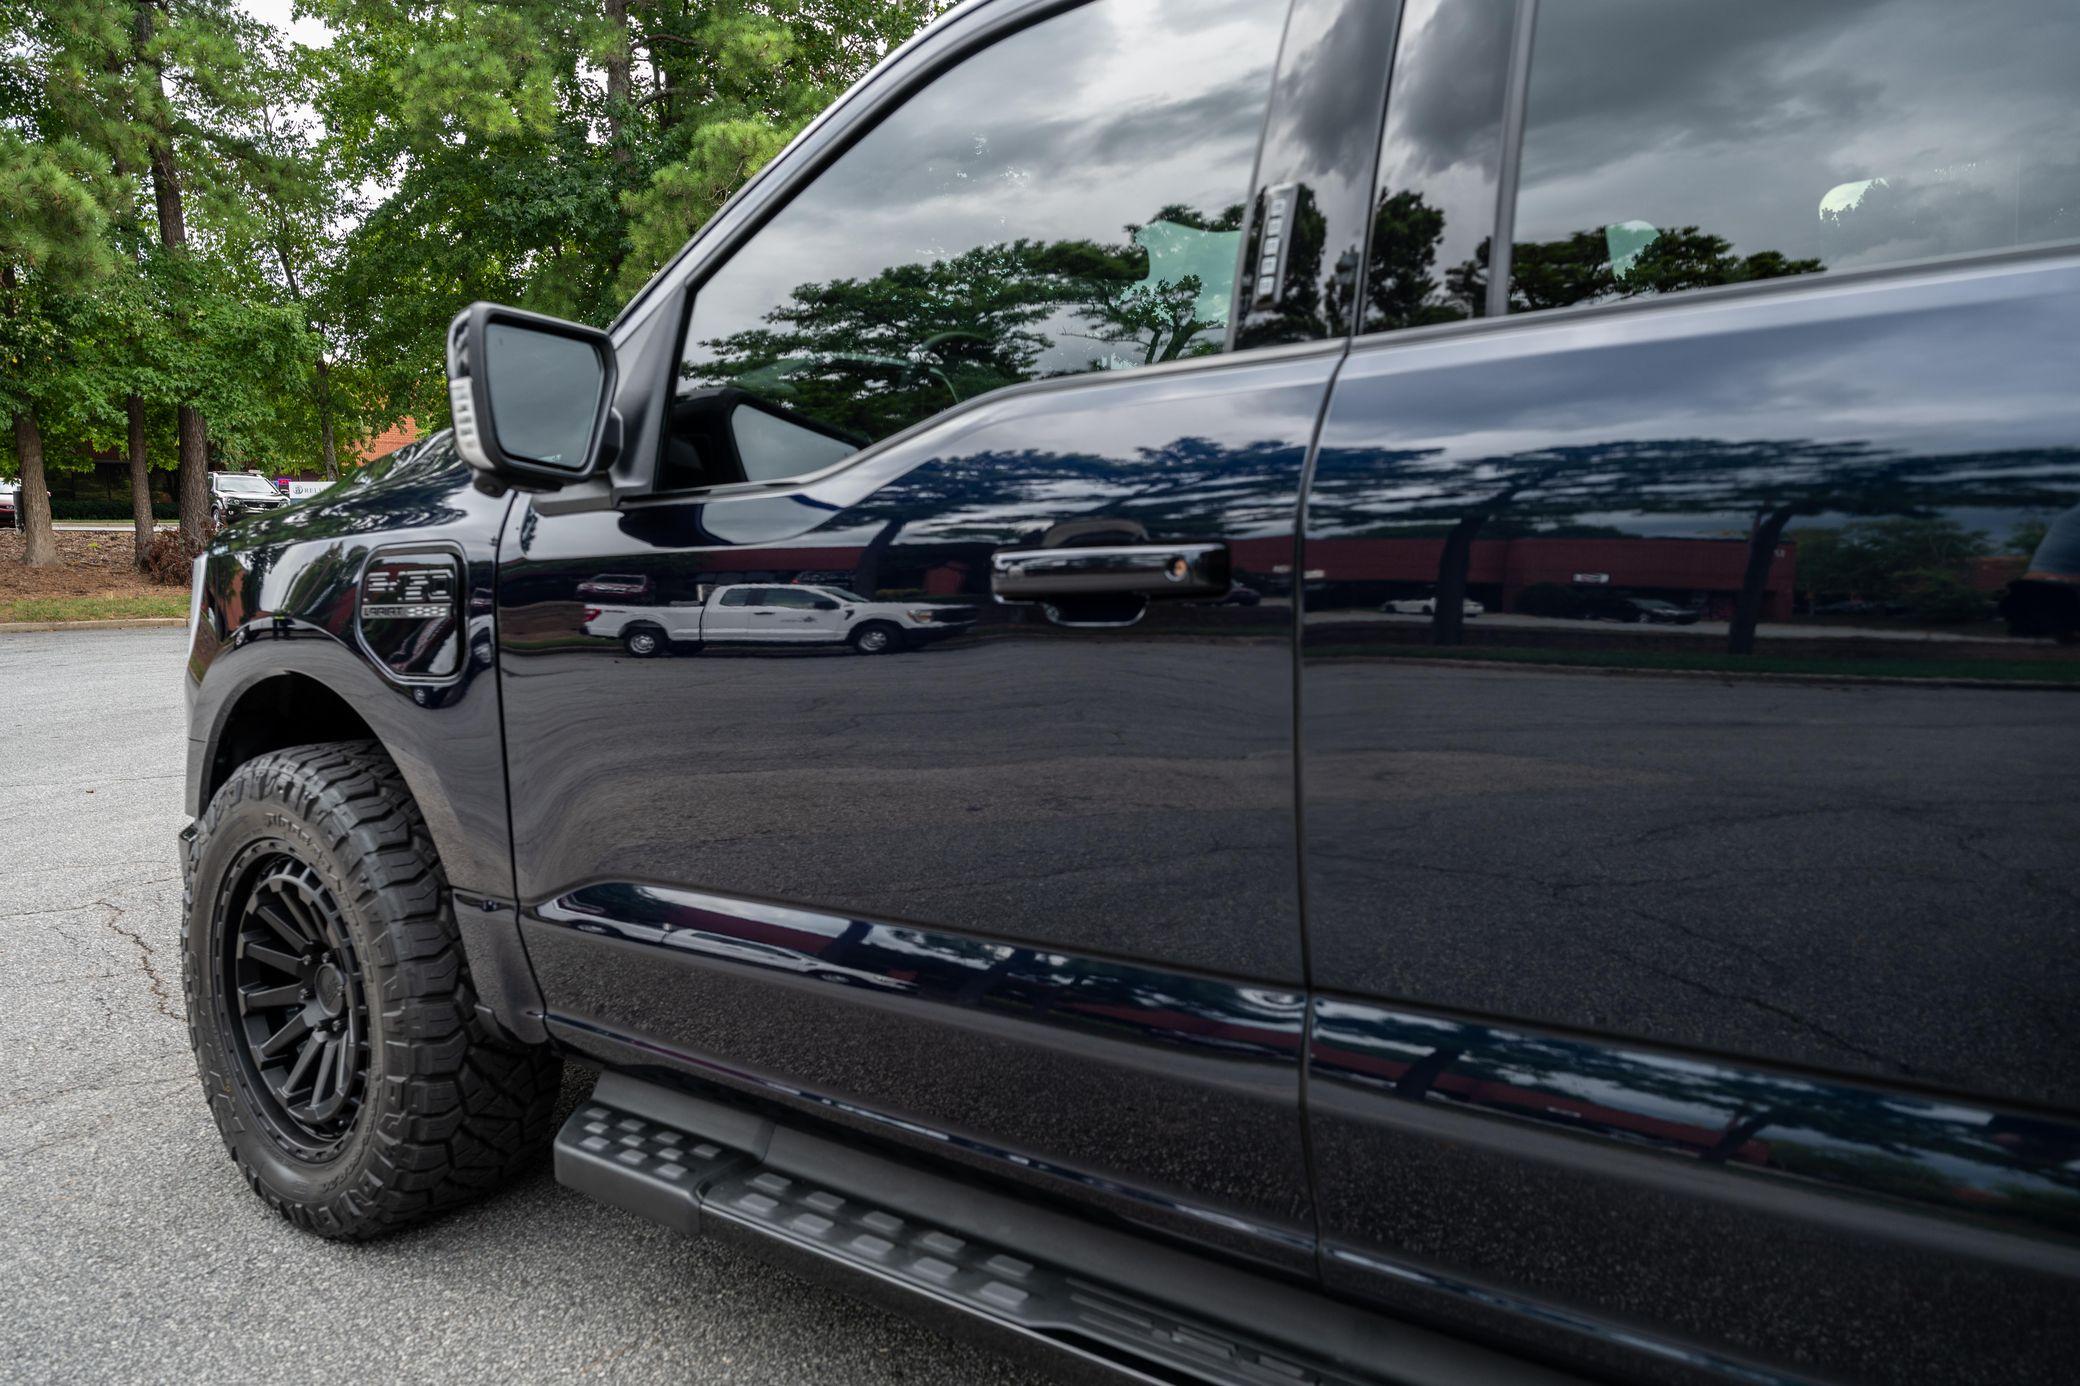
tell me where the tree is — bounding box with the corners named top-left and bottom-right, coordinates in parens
top-left (306, 0), bottom-right (949, 438)
top-left (1307, 435), bottom-right (2072, 654)
top-left (0, 4), bottom-right (125, 565)
top-left (691, 209), bottom-right (1244, 446)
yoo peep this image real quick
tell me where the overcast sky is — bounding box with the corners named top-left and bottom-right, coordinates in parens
top-left (240, 0), bottom-right (331, 48)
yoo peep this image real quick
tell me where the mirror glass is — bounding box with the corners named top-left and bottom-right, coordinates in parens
top-left (484, 324), bottom-right (604, 469)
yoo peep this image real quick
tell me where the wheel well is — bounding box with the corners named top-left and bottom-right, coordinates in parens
top-left (207, 674), bottom-right (379, 804)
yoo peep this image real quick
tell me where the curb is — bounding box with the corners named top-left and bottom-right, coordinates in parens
top-left (0, 618), bottom-right (187, 634)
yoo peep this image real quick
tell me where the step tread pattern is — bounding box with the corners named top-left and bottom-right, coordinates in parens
top-left (555, 1100), bottom-right (1369, 1386)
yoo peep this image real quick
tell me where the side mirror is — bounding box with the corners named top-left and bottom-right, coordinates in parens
top-left (446, 302), bottom-right (619, 491)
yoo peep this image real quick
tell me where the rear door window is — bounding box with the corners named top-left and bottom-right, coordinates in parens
top-left (1506, 0), bottom-right (2080, 312)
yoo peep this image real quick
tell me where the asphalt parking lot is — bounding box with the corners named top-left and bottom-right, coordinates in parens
top-left (0, 627), bottom-right (1048, 1385)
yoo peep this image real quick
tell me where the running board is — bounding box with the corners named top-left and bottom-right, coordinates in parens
top-left (555, 1074), bottom-right (1578, 1386)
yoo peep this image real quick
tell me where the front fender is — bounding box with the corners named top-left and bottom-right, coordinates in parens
top-left (183, 443), bottom-right (516, 899)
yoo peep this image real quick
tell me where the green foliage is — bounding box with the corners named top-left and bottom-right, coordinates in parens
top-left (309, 0), bottom-right (951, 433)
top-left (1792, 516), bottom-right (1994, 619)
top-left (3, 0), bottom-right (948, 490)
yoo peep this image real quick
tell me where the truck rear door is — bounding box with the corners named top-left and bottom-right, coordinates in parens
top-left (1298, 1), bottom-right (2080, 1381)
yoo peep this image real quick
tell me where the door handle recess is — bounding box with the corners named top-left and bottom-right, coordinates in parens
top-left (991, 543), bottom-right (1231, 602)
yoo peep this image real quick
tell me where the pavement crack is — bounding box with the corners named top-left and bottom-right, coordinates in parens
top-left (96, 898), bottom-right (181, 1023)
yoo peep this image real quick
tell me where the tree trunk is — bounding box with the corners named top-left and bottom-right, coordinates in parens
top-left (316, 358), bottom-right (338, 478)
top-left (1430, 513), bottom-right (1485, 647)
top-left (176, 404), bottom-right (210, 550)
top-left (603, 0), bottom-right (633, 165)
top-left (1393, 1045), bottom-right (1464, 1100)
top-left (1702, 1107), bottom-right (1776, 1164)
top-left (1728, 504), bottom-right (1798, 656)
top-left (1, 262), bottom-right (56, 567)
top-left (852, 517), bottom-right (906, 598)
top-left (128, 394), bottom-right (154, 563)
top-left (13, 409), bottom-right (57, 567)
top-left (141, 0), bottom-right (212, 552)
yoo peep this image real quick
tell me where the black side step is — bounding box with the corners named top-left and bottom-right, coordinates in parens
top-left (555, 1076), bottom-right (1579, 1386)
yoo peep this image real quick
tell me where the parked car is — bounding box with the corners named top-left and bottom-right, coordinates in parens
top-left (176, 3), bottom-right (2080, 1383)
top-left (1604, 596), bottom-right (1700, 625)
top-left (573, 572), bottom-right (655, 602)
top-left (1383, 594), bottom-right (1484, 616)
top-left (0, 480), bottom-right (18, 530)
top-left (581, 583), bottom-right (975, 656)
top-left (208, 471), bottom-right (289, 527)
top-left (1516, 587), bottom-right (1699, 624)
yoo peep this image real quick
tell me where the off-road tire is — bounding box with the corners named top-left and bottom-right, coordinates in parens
top-left (183, 740), bottom-right (561, 1240)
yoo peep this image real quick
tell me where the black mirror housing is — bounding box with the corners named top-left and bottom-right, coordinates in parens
top-left (446, 302), bottom-right (619, 491)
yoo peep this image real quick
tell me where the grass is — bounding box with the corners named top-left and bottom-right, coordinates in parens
top-left (1309, 640), bottom-right (2080, 686)
top-left (1, 592), bottom-right (189, 624)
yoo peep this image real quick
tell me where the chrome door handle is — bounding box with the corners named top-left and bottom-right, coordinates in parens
top-left (991, 543), bottom-right (1230, 602)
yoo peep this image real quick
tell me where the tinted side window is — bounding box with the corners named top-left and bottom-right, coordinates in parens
top-left (764, 589), bottom-right (822, 610)
top-left (719, 588), bottom-right (757, 607)
top-left (663, 0), bottom-right (1289, 491)
top-left (1508, 0), bottom-right (2080, 312)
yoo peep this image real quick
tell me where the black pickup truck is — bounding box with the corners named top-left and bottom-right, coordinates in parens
top-left (178, 1), bottom-right (2080, 1382)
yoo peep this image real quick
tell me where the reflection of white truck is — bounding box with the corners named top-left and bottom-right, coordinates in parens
top-left (582, 583), bottom-right (977, 657)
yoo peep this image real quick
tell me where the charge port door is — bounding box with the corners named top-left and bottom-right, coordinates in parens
top-left (358, 545), bottom-right (464, 682)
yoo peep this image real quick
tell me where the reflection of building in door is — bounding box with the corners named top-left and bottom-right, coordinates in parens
top-left (1258, 535), bottom-right (1797, 618)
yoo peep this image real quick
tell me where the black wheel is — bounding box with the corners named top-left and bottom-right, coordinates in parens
top-left (850, 621), bottom-right (904, 654)
top-left (623, 625), bottom-right (667, 658)
top-left (183, 740), bottom-right (561, 1240)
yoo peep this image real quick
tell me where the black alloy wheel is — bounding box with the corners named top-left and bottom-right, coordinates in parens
top-left (184, 740), bottom-right (561, 1239)
top-left (223, 852), bottom-right (367, 1149)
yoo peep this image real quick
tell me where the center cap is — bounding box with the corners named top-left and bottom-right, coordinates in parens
top-left (313, 962), bottom-right (347, 1017)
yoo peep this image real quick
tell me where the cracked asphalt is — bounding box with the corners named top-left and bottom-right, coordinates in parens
top-left (0, 628), bottom-right (1049, 1386)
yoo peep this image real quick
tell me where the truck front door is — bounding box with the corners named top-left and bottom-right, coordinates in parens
top-left (492, 0), bottom-right (1384, 1273)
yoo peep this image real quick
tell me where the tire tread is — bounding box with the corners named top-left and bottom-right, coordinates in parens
top-left (182, 739), bottom-right (560, 1241)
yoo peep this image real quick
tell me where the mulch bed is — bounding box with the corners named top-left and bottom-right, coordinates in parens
top-left (0, 529), bottom-right (176, 600)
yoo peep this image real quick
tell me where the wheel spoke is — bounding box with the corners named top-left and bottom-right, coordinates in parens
top-left (309, 1038), bottom-right (336, 1106)
top-left (281, 1032), bottom-right (324, 1096)
top-left (258, 1012), bottom-right (311, 1059)
top-left (240, 981), bottom-right (304, 1013)
top-left (276, 887), bottom-right (327, 947)
top-left (225, 852), bottom-right (366, 1143)
top-left (252, 900), bottom-right (312, 952)
top-left (243, 941), bottom-right (305, 977)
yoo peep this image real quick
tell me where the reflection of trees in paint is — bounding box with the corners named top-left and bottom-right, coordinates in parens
top-left (690, 205), bottom-right (1244, 446)
top-left (842, 434), bottom-right (1304, 596)
top-left (1364, 186), bottom-right (1826, 329)
top-left (1794, 517), bottom-right (1999, 622)
top-left (1318, 1005), bottom-right (2080, 1240)
top-left (1308, 436), bottom-right (2076, 653)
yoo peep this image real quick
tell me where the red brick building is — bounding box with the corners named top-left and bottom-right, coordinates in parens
top-left (1284, 534), bottom-right (1799, 620)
